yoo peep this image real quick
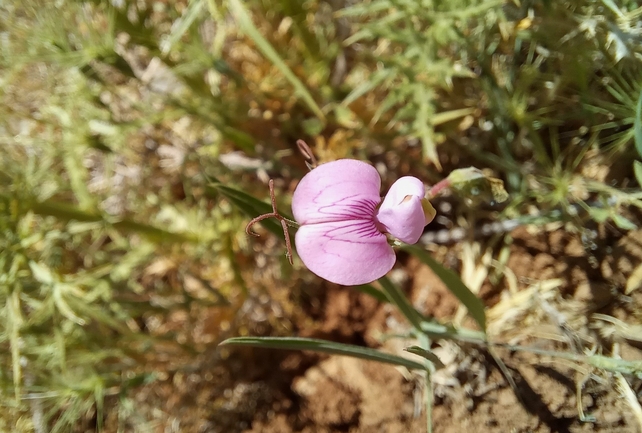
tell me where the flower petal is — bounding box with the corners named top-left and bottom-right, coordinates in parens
top-left (379, 176), bottom-right (425, 207)
top-left (295, 219), bottom-right (396, 285)
top-left (292, 159), bottom-right (382, 224)
top-left (376, 176), bottom-right (427, 244)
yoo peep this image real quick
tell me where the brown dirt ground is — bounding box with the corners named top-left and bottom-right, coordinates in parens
top-left (108, 226), bottom-right (642, 433)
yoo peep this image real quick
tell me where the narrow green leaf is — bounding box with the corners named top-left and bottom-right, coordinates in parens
top-left (220, 336), bottom-right (428, 371)
top-left (634, 161), bottom-right (642, 186)
top-left (342, 69), bottom-right (392, 107)
top-left (221, 126), bottom-right (256, 154)
top-left (207, 181), bottom-right (291, 238)
top-left (337, 1), bottom-right (393, 17)
top-left (160, 0), bottom-right (204, 54)
top-left (27, 199), bottom-right (197, 243)
top-left (377, 276), bottom-right (424, 330)
top-left (53, 284), bottom-right (86, 325)
top-left (29, 261), bottom-right (55, 285)
top-left (635, 90), bottom-right (642, 158)
top-left (417, 333), bottom-right (434, 433)
top-left (414, 85), bottom-right (441, 169)
top-left (353, 284), bottom-right (390, 304)
top-left (402, 245), bottom-right (486, 332)
top-left (431, 107), bottom-right (476, 126)
top-left (404, 346), bottom-right (445, 369)
top-left (612, 214), bottom-right (637, 231)
top-left (371, 91), bottom-right (403, 125)
top-left (601, 0), bottom-right (626, 18)
top-left (420, 320), bottom-right (486, 344)
top-left (227, 0), bottom-right (325, 122)
top-left (65, 295), bottom-right (132, 334)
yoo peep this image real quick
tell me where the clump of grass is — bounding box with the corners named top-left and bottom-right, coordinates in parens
top-left (0, 1), bottom-right (274, 430)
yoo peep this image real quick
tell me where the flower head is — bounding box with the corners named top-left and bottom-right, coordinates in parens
top-left (292, 159), bottom-right (435, 285)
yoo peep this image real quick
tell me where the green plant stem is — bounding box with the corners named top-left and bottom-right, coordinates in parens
top-left (418, 332), bottom-right (433, 433)
top-left (497, 344), bottom-right (642, 378)
top-left (420, 321), bottom-right (487, 344)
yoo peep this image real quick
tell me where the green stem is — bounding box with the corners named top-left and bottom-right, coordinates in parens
top-left (420, 321), bottom-right (487, 344)
top-left (418, 333), bottom-right (433, 433)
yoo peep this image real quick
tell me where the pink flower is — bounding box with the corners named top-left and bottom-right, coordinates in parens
top-left (292, 159), bottom-right (435, 285)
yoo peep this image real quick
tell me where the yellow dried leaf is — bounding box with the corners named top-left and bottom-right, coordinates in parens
top-left (625, 262), bottom-right (642, 294)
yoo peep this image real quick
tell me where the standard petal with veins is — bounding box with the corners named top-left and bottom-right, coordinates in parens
top-left (292, 159), bottom-right (381, 225)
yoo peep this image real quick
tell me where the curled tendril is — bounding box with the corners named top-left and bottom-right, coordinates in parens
top-left (245, 179), bottom-right (296, 265)
top-left (245, 140), bottom-right (319, 264)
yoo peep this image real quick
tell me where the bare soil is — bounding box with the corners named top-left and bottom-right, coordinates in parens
top-left (109, 226), bottom-right (642, 433)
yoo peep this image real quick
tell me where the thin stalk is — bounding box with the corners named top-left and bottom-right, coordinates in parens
top-left (418, 332), bottom-right (433, 433)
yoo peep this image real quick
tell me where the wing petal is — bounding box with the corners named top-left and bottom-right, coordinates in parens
top-left (376, 176), bottom-right (427, 244)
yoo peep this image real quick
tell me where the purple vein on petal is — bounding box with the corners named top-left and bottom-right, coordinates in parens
top-left (294, 221), bottom-right (395, 286)
top-left (321, 219), bottom-right (381, 241)
top-left (291, 159), bottom-right (382, 225)
top-left (313, 196), bottom-right (379, 221)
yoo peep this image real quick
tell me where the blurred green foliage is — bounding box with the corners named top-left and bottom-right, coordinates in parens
top-left (1, 0), bottom-right (642, 430)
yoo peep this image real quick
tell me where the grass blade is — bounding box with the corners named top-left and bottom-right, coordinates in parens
top-left (404, 346), bottom-right (445, 369)
top-left (402, 245), bottom-right (486, 332)
top-left (161, 0), bottom-right (204, 54)
top-left (635, 90), bottom-right (642, 158)
top-left (377, 275), bottom-right (424, 330)
top-left (25, 198), bottom-right (198, 243)
top-left (431, 107), bottom-right (477, 126)
top-left (353, 284), bottom-right (390, 304)
top-left (634, 161), bottom-right (642, 187)
top-left (207, 180), bottom-right (292, 238)
top-left (220, 336), bottom-right (428, 371)
top-left (227, 0), bottom-right (325, 122)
